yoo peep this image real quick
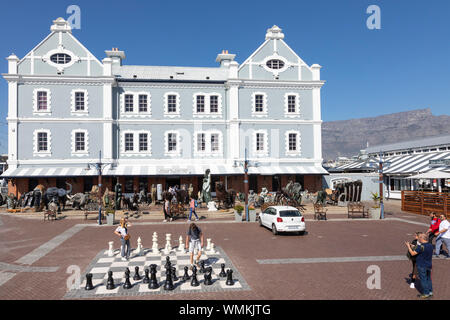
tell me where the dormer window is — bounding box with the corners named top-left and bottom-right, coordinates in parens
top-left (50, 53), bottom-right (72, 64)
top-left (266, 59), bottom-right (284, 70)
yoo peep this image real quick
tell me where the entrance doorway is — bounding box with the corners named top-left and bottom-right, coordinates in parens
top-left (249, 175), bottom-right (258, 193)
top-left (166, 177), bottom-right (181, 190)
top-left (272, 175), bottom-right (281, 192)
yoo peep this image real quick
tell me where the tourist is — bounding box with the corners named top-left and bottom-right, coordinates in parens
top-left (163, 198), bottom-right (173, 222)
top-left (405, 233), bottom-right (433, 299)
top-left (435, 214), bottom-right (450, 258)
top-left (185, 223), bottom-right (204, 269)
top-left (407, 232), bottom-right (423, 289)
top-left (426, 212), bottom-right (441, 246)
top-left (188, 196), bottom-right (199, 222)
top-left (114, 217), bottom-right (132, 261)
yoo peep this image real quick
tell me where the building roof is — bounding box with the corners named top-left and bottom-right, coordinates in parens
top-left (114, 65), bottom-right (228, 82)
top-left (365, 134), bottom-right (450, 154)
top-left (332, 151), bottom-right (450, 175)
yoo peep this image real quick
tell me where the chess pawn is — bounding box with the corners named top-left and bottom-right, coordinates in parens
top-left (190, 265), bottom-right (200, 287)
top-left (85, 273), bottom-right (94, 290)
top-left (226, 269), bottom-right (234, 286)
top-left (106, 271), bottom-right (115, 290)
top-left (107, 241), bottom-right (114, 257)
top-left (164, 256), bottom-right (171, 269)
top-left (219, 263), bottom-right (227, 277)
top-left (135, 237), bottom-right (142, 255)
top-left (210, 243), bottom-right (215, 253)
top-left (182, 266), bottom-right (190, 281)
top-left (148, 265), bottom-right (159, 289)
top-left (178, 236), bottom-right (185, 253)
top-left (164, 270), bottom-right (175, 291)
top-left (143, 268), bottom-right (150, 284)
top-left (171, 266), bottom-right (178, 282)
top-left (152, 234), bottom-right (159, 254)
top-left (206, 238), bottom-right (211, 251)
top-left (123, 268), bottom-right (132, 289)
top-left (133, 266), bottom-right (142, 281)
top-left (199, 260), bottom-right (206, 274)
top-left (203, 267), bottom-right (213, 286)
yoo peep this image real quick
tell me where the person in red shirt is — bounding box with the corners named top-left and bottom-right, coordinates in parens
top-left (426, 212), bottom-right (441, 246)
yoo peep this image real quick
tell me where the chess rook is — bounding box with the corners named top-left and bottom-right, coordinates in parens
top-left (203, 267), bottom-right (213, 286)
top-left (148, 264), bottom-right (159, 289)
top-left (85, 273), bottom-right (94, 291)
top-left (226, 269), bottom-right (234, 286)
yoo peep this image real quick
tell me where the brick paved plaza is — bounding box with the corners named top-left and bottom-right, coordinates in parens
top-left (0, 200), bottom-right (449, 301)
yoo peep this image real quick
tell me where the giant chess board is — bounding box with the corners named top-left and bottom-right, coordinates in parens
top-left (64, 245), bottom-right (250, 298)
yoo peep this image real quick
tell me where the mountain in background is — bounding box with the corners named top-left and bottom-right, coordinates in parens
top-left (322, 108), bottom-right (450, 161)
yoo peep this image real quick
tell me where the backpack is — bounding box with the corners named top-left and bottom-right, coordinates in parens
top-left (194, 200), bottom-right (198, 208)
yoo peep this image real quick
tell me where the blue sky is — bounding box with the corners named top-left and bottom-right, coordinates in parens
top-left (0, 0), bottom-right (449, 154)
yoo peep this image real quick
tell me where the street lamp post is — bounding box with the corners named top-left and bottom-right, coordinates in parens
top-left (86, 150), bottom-right (111, 225)
top-left (377, 152), bottom-right (391, 220)
top-left (234, 148), bottom-right (258, 222)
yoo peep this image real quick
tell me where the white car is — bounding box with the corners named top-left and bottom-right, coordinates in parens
top-left (259, 206), bottom-right (306, 235)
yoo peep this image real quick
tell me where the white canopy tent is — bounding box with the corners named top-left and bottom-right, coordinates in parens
top-left (406, 170), bottom-right (450, 179)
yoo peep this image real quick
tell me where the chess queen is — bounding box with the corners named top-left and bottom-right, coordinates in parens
top-left (114, 217), bottom-right (132, 261)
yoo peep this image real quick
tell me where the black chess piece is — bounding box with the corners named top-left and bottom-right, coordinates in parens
top-left (219, 263), bottom-right (227, 277)
top-left (143, 268), bottom-right (150, 284)
top-left (164, 256), bottom-right (171, 269)
top-left (203, 267), bottom-right (213, 286)
top-left (164, 269), bottom-right (175, 290)
top-left (190, 265), bottom-right (200, 287)
top-left (148, 264), bottom-right (159, 289)
top-left (199, 260), bottom-right (206, 273)
top-left (171, 266), bottom-right (178, 281)
top-left (106, 271), bottom-right (115, 290)
top-left (182, 266), bottom-right (190, 281)
top-left (85, 273), bottom-right (94, 290)
top-left (133, 266), bottom-right (142, 281)
top-left (123, 268), bottom-right (132, 289)
top-left (226, 269), bottom-right (234, 286)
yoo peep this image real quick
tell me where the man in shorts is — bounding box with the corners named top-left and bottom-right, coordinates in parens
top-left (185, 223), bottom-right (204, 269)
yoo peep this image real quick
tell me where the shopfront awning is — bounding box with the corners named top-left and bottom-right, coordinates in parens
top-left (1, 164), bottom-right (328, 178)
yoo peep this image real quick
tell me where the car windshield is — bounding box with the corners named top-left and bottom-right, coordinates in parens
top-left (279, 210), bottom-right (301, 217)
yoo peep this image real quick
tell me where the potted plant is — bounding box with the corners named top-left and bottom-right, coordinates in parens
top-left (248, 205), bottom-right (257, 222)
top-left (369, 191), bottom-right (381, 219)
top-left (234, 205), bottom-right (244, 222)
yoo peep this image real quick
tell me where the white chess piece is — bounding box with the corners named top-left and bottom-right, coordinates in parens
top-left (206, 238), bottom-right (211, 251)
top-left (207, 201), bottom-right (218, 211)
top-left (210, 242), bottom-right (215, 253)
top-left (152, 233), bottom-right (159, 255)
top-left (108, 241), bottom-right (114, 257)
top-left (136, 237), bottom-right (142, 255)
top-left (164, 233), bottom-right (172, 254)
top-left (178, 235), bottom-right (185, 253)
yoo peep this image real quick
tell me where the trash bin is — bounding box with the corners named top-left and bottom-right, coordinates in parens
top-left (106, 213), bottom-right (115, 225)
top-left (249, 210), bottom-right (257, 222)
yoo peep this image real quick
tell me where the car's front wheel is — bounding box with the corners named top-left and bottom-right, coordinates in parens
top-left (259, 216), bottom-right (263, 227)
top-left (272, 224), bottom-right (278, 235)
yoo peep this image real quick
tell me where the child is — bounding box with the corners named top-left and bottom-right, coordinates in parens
top-left (188, 196), bottom-right (199, 222)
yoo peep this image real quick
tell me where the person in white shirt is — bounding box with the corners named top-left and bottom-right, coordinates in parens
top-left (114, 217), bottom-right (132, 261)
top-left (435, 214), bottom-right (450, 258)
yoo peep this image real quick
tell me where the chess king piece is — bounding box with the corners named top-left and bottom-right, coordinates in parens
top-left (171, 266), bottom-right (178, 281)
top-left (203, 267), bottom-right (213, 286)
top-left (199, 260), bottom-right (206, 274)
top-left (123, 268), bottom-right (132, 289)
top-left (182, 266), bottom-right (190, 281)
top-left (148, 264), bottom-right (159, 289)
top-left (226, 269), bottom-right (234, 286)
top-left (108, 241), bottom-right (114, 257)
top-left (164, 269), bottom-right (175, 291)
top-left (85, 273), bottom-right (94, 290)
top-left (143, 268), bottom-right (150, 284)
top-left (178, 236), bottom-right (185, 253)
top-left (164, 233), bottom-right (172, 254)
top-left (190, 265), bottom-right (200, 287)
top-left (219, 263), bottom-right (227, 277)
top-left (133, 266), bottom-right (142, 281)
top-left (152, 232), bottom-right (159, 254)
top-left (106, 271), bottom-right (115, 290)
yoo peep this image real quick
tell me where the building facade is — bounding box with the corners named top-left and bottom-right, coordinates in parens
top-left (2, 18), bottom-right (327, 197)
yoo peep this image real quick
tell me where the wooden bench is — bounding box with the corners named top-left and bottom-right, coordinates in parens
top-left (313, 203), bottom-right (328, 220)
top-left (347, 202), bottom-right (369, 219)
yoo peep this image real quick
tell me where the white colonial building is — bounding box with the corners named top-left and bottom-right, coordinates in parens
top-left (2, 18), bottom-right (326, 196)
